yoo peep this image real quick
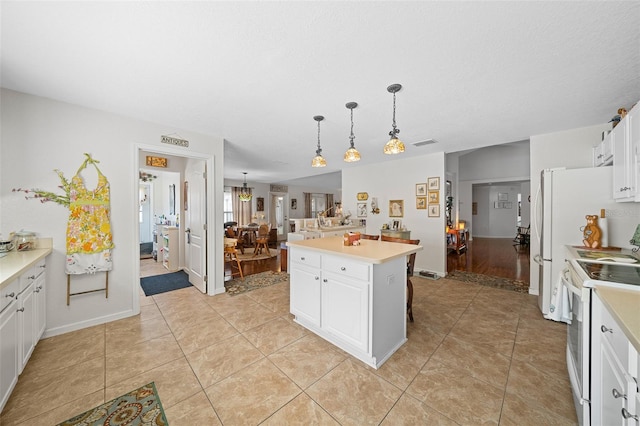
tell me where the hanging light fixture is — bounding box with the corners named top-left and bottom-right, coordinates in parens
top-left (238, 172), bottom-right (252, 202)
top-left (311, 115), bottom-right (327, 167)
top-left (343, 102), bottom-right (361, 162)
top-left (383, 83), bottom-right (405, 155)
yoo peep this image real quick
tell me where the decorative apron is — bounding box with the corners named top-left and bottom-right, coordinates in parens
top-left (65, 154), bottom-right (114, 274)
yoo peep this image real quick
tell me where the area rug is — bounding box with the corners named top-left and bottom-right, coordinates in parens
top-left (236, 249), bottom-right (278, 262)
top-left (141, 270), bottom-right (192, 296)
top-left (445, 270), bottom-right (529, 293)
top-left (140, 242), bottom-right (153, 259)
top-left (225, 270), bottom-right (289, 296)
top-left (57, 382), bottom-right (167, 426)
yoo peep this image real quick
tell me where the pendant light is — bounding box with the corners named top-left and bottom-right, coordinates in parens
top-left (311, 115), bottom-right (327, 167)
top-left (343, 102), bottom-right (361, 162)
top-left (383, 83), bottom-right (405, 155)
top-left (238, 172), bottom-right (252, 202)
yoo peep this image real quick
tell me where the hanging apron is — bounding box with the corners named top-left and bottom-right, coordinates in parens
top-left (65, 154), bottom-right (114, 274)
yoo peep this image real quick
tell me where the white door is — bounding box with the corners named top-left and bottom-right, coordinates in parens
top-left (186, 163), bottom-right (207, 293)
top-left (139, 183), bottom-right (152, 242)
top-left (270, 193), bottom-right (288, 240)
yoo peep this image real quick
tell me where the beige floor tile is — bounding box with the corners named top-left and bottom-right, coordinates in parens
top-left (368, 340), bottom-right (431, 390)
top-left (244, 316), bottom-right (308, 355)
top-left (105, 334), bottom-right (183, 386)
top-left (11, 390), bottom-right (105, 426)
top-left (406, 358), bottom-right (504, 425)
top-left (164, 391), bottom-right (222, 426)
top-left (380, 393), bottom-right (458, 425)
top-left (306, 359), bottom-right (403, 426)
top-left (206, 358), bottom-right (302, 425)
top-left (175, 317), bottom-right (239, 354)
top-left (412, 302), bottom-right (464, 335)
top-left (186, 334), bottom-right (264, 388)
top-left (448, 316), bottom-right (517, 356)
top-left (262, 393), bottom-right (339, 425)
top-left (223, 302), bottom-right (283, 332)
top-left (205, 292), bottom-right (259, 316)
top-left (105, 316), bottom-right (172, 351)
top-left (268, 334), bottom-right (347, 389)
top-left (500, 390), bottom-right (578, 425)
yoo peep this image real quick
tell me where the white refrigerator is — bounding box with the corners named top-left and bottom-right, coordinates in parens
top-left (534, 166), bottom-right (640, 318)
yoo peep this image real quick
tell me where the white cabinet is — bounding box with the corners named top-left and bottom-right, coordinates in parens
top-left (594, 129), bottom-right (614, 167)
top-left (16, 259), bottom-right (46, 373)
top-left (612, 102), bottom-right (640, 201)
top-left (289, 244), bottom-right (407, 369)
top-left (591, 291), bottom-right (639, 425)
top-left (162, 226), bottom-right (179, 271)
top-left (0, 280), bottom-right (19, 413)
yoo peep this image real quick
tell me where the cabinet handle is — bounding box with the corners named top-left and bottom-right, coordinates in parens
top-left (621, 408), bottom-right (638, 421)
top-left (340, 267), bottom-right (346, 271)
top-left (300, 257), bottom-right (305, 261)
top-left (39, 264), bottom-right (46, 269)
top-left (323, 279), bottom-right (328, 283)
top-left (5, 292), bottom-right (15, 298)
top-left (612, 388), bottom-right (627, 399)
top-left (28, 275), bottom-right (36, 280)
top-left (315, 276), bottom-right (319, 280)
top-left (601, 325), bottom-right (613, 334)
top-left (17, 307), bottom-right (24, 312)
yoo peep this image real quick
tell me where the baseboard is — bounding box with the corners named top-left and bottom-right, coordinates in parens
top-left (43, 308), bottom-right (138, 338)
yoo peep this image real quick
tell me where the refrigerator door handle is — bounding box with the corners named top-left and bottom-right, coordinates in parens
top-left (533, 183), bottom-right (542, 244)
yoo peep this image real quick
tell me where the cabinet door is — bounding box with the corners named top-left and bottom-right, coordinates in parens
top-left (613, 118), bottom-right (635, 200)
top-left (321, 273), bottom-right (369, 352)
top-left (0, 302), bottom-right (19, 412)
top-left (597, 341), bottom-right (628, 426)
top-left (17, 283), bottom-right (36, 373)
top-left (34, 273), bottom-right (46, 341)
top-left (290, 266), bottom-right (321, 327)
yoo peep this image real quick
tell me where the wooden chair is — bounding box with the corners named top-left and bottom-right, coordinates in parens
top-left (225, 226), bottom-right (245, 254)
top-left (513, 225), bottom-right (530, 247)
top-left (224, 244), bottom-right (244, 280)
top-left (380, 235), bottom-right (420, 322)
top-left (254, 224), bottom-right (271, 256)
top-left (360, 234), bottom-right (380, 240)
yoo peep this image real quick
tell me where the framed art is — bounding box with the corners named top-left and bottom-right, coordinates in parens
top-left (416, 197), bottom-right (427, 209)
top-left (428, 204), bottom-right (440, 217)
top-left (357, 202), bottom-right (367, 217)
top-left (146, 156), bottom-right (168, 168)
top-left (389, 200), bottom-right (404, 217)
top-left (256, 197), bottom-right (264, 212)
top-left (183, 181), bottom-right (188, 211)
top-left (392, 220), bottom-right (402, 230)
top-left (498, 192), bottom-right (508, 201)
top-left (291, 198), bottom-right (297, 210)
top-left (428, 177), bottom-right (440, 190)
top-left (428, 191), bottom-right (439, 204)
top-left (415, 183), bottom-right (427, 196)
top-left (357, 192), bottom-right (369, 201)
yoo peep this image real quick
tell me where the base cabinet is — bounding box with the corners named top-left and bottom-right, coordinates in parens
top-left (0, 288), bottom-right (19, 414)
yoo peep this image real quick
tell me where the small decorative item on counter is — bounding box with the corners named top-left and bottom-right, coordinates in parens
top-left (15, 230), bottom-right (36, 251)
top-left (582, 215), bottom-right (601, 249)
top-left (0, 235), bottom-right (15, 253)
top-left (343, 232), bottom-right (361, 246)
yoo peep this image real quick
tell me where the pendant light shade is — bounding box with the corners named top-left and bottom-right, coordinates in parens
top-left (239, 172), bottom-right (252, 202)
top-left (311, 115), bottom-right (327, 167)
top-left (343, 102), bottom-right (361, 162)
top-left (384, 84), bottom-right (405, 155)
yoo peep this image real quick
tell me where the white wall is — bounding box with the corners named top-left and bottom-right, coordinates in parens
top-left (342, 152), bottom-right (447, 277)
top-left (528, 122), bottom-right (611, 295)
top-left (0, 89), bottom-right (224, 337)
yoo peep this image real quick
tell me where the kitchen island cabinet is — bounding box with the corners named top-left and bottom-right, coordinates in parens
top-left (287, 236), bottom-right (421, 369)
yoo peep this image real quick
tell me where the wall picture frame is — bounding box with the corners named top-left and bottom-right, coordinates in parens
top-left (415, 183), bottom-right (427, 196)
top-left (416, 197), bottom-right (427, 209)
top-left (357, 202), bottom-right (367, 217)
top-left (146, 155), bottom-right (168, 168)
top-left (498, 192), bottom-right (508, 201)
top-left (428, 191), bottom-right (439, 204)
top-left (291, 198), bottom-right (297, 210)
top-left (256, 197), bottom-right (264, 212)
top-left (428, 204), bottom-right (440, 217)
top-left (428, 177), bottom-right (440, 190)
top-left (389, 200), bottom-right (404, 217)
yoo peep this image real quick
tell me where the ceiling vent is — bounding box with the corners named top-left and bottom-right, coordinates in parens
top-left (412, 139), bottom-right (437, 147)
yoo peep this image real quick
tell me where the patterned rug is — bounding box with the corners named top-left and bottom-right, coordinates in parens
top-left (57, 382), bottom-right (167, 426)
top-left (445, 270), bottom-right (529, 293)
top-left (225, 271), bottom-right (289, 296)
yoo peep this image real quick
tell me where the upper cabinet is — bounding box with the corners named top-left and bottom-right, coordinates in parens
top-left (612, 103), bottom-right (640, 202)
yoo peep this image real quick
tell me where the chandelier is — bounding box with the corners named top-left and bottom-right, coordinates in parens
top-left (343, 102), bottom-right (360, 162)
top-left (239, 172), bottom-right (252, 202)
top-left (311, 115), bottom-right (327, 167)
top-left (383, 83), bottom-right (405, 155)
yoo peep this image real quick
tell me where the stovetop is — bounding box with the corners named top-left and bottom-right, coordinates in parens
top-left (577, 260), bottom-right (640, 286)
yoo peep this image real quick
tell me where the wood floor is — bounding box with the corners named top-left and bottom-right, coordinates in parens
top-left (221, 237), bottom-right (530, 283)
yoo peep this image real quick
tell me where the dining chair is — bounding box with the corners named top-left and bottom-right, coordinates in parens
top-left (380, 235), bottom-right (420, 322)
top-left (225, 226), bottom-right (245, 254)
top-left (254, 224), bottom-right (271, 256)
top-left (360, 234), bottom-right (380, 240)
top-left (224, 243), bottom-right (244, 280)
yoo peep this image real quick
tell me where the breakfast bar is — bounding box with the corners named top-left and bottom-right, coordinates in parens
top-left (286, 236), bottom-right (422, 369)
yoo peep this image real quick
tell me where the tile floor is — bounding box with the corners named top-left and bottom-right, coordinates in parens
top-left (0, 273), bottom-right (578, 425)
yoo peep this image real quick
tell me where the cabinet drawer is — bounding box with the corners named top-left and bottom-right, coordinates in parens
top-left (322, 257), bottom-right (370, 282)
top-left (1, 280), bottom-right (19, 313)
top-left (599, 302), bottom-right (631, 368)
top-left (290, 249), bottom-right (321, 269)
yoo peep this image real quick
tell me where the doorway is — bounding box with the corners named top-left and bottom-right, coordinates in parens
top-left (270, 192), bottom-right (289, 241)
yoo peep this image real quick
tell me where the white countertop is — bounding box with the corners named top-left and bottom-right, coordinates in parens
top-left (0, 238), bottom-right (53, 289)
top-left (286, 236), bottom-right (422, 264)
top-left (595, 286), bottom-right (640, 354)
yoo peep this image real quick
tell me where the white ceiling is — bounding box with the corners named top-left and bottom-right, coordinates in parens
top-left (2, 2), bottom-right (639, 188)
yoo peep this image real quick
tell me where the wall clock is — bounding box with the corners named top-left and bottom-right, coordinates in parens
top-left (357, 192), bottom-right (368, 201)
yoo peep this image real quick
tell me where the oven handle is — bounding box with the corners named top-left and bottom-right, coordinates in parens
top-left (561, 267), bottom-right (581, 297)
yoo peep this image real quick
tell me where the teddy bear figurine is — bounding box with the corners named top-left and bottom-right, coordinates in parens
top-left (583, 215), bottom-right (602, 248)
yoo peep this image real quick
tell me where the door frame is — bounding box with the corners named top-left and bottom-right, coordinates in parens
top-left (133, 144), bottom-right (217, 308)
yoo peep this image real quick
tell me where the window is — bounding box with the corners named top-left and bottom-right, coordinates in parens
top-left (311, 193), bottom-right (326, 218)
top-left (223, 188), bottom-right (233, 223)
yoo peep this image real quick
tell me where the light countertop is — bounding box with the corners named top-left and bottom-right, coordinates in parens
top-left (287, 236), bottom-right (422, 264)
top-left (595, 285), bottom-right (640, 354)
top-left (0, 238), bottom-right (53, 289)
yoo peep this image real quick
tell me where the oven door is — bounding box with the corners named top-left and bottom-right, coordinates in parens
top-left (562, 265), bottom-right (590, 425)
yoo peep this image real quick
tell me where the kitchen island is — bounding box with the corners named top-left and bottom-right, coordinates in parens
top-left (286, 236), bottom-right (422, 369)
